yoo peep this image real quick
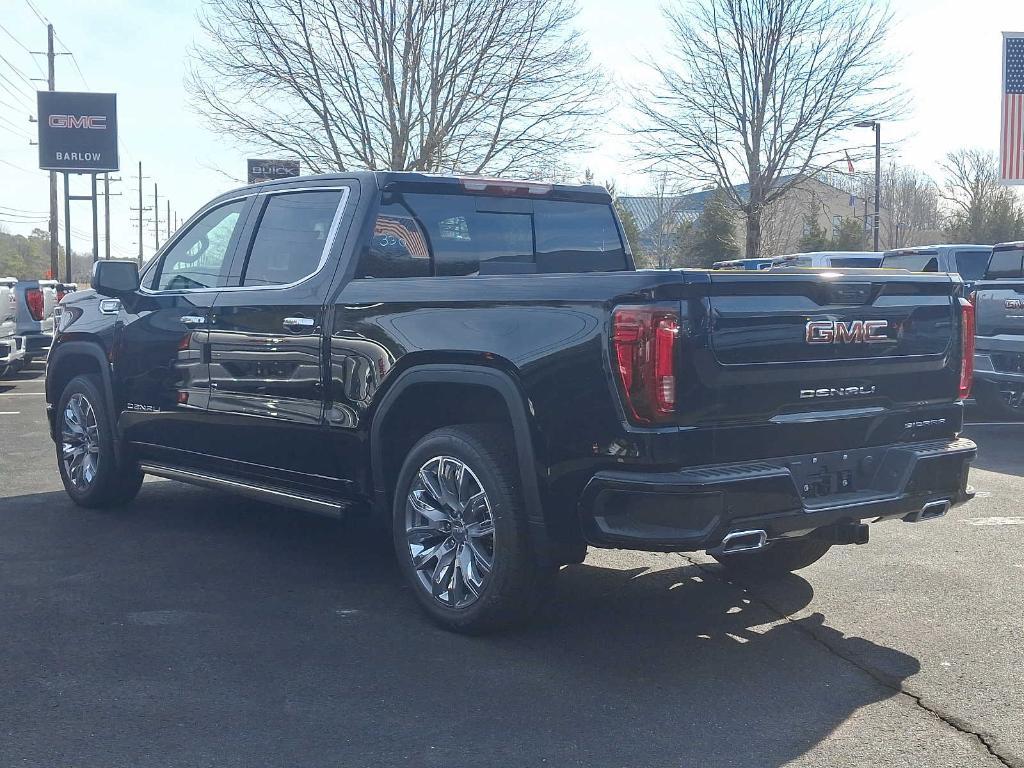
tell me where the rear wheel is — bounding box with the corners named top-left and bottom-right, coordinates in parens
top-left (974, 379), bottom-right (1024, 420)
top-left (56, 374), bottom-right (143, 508)
top-left (713, 536), bottom-right (831, 580)
top-left (392, 424), bottom-right (555, 633)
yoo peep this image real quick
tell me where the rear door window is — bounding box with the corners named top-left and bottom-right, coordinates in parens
top-left (954, 249), bottom-right (991, 281)
top-left (985, 247), bottom-right (1024, 279)
top-left (241, 189), bottom-right (345, 286)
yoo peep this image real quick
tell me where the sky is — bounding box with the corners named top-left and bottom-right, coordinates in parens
top-left (0, 0), bottom-right (1023, 264)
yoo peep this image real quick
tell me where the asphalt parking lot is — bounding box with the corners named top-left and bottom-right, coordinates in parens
top-left (1, 362), bottom-right (1022, 767)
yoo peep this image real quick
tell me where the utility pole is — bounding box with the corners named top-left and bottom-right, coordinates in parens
top-left (166, 198), bottom-right (171, 241)
top-left (104, 173), bottom-right (111, 259)
top-left (153, 182), bottom-right (160, 250)
top-left (129, 162), bottom-right (152, 264)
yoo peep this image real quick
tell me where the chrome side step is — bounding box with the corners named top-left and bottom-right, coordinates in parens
top-left (139, 463), bottom-right (343, 518)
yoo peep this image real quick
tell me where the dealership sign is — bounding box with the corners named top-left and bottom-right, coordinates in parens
top-left (247, 158), bottom-right (300, 184)
top-left (37, 91), bottom-right (119, 173)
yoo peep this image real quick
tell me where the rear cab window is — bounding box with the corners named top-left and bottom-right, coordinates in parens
top-left (953, 249), bottom-right (991, 281)
top-left (356, 189), bottom-right (627, 278)
top-left (881, 251), bottom-right (939, 272)
top-left (985, 246), bottom-right (1024, 279)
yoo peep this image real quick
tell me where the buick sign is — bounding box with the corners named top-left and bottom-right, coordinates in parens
top-left (37, 91), bottom-right (118, 172)
top-left (247, 159), bottom-right (300, 184)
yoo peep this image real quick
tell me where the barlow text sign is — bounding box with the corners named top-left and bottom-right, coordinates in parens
top-left (247, 159), bottom-right (300, 184)
top-left (37, 91), bottom-right (119, 173)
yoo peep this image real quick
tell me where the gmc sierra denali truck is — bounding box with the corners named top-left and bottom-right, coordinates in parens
top-left (972, 241), bottom-right (1024, 418)
top-left (0, 276), bottom-right (25, 377)
top-left (45, 172), bottom-right (976, 632)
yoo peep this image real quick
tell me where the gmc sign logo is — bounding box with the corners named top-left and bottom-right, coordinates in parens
top-left (806, 319), bottom-right (889, 344)
top-left (48, 114), bottom-right (107, 130)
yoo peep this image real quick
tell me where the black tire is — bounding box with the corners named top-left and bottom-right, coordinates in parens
top-left (392, 424), bottom-right (555, 634)
top-left (973, 379), bottom-right (1024, 421)
top-left (713, 536), bottom-right (831, 580)
top-left (55, 374), bottom-right (143, 508)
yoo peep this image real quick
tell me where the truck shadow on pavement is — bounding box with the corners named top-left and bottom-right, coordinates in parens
top-left (0, 482), bottom-right (920, 768)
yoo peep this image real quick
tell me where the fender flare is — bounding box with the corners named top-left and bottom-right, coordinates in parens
top-left (46, 340), bottom-right (119, 455)
top-left (369, 364), bottom-right (545, 527)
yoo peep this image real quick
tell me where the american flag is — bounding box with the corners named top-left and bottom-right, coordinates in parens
top-left (1002, 33), bottom-right (1024, 183)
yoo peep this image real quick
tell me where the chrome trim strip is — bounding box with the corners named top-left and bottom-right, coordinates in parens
top-left (138, 185), bottom-right (351, 296)
top-left (770, 406), bottom-right (886, 424)
top-left (139, 462), bottom-right (343, 518)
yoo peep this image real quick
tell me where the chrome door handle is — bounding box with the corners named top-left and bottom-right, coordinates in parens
top-left (181, 315), bottom-right (207, 327)
top-left (283, 316), bottom-right (316, 331)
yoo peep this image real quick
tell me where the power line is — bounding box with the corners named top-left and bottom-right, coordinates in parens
top-left (0, 52), bottom-right (36, 89)
top-left (0, 158), bottom-right (34, 173)
top-left (22, 0), bottom-right (49, 26)
top-left (0, 23), bottom-right (45, 78)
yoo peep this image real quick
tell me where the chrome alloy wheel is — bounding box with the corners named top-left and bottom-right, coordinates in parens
top-left (997, 386), bottom-right (1024, 411)
top-left (405, 456), bottom-right (495, 609)
top-left (61, 392), bottom-right (100, 490)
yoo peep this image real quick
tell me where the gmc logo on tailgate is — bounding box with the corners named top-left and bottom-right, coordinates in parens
top-left (806, 319), bottom-right (888, 344)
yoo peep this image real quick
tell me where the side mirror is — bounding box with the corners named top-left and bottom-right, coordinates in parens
top-left (93, 259), bottom-right (140, 297)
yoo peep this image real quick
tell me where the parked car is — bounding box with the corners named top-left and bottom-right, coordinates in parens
top-left (46, 172), bottom-right (977, 632)
top-left (880, 245), bottom-right (991, 293)
top-left (711, 257), bottom-right (776, 270)
top-left (0, 276), bottom-right (26, 377)
top-left (14, 278), bottom-right (58, 365)
top-left (57, 282), bottom-right (78, 302)
top-left (971, 241), bottom-right (1024, 418)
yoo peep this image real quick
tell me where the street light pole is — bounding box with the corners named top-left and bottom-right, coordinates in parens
top-left (855, 120), bottom-right (882, 251)
top-left (873, 122), bottom-right (881, 251)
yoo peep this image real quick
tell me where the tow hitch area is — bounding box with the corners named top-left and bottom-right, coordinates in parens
top-left (903, 499), bottom-right (951, 523)
top-left (814, 521), bottom-right (870, 546)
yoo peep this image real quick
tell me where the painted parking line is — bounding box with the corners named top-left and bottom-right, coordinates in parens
top-left (963, 516), bottom-right (1024, 526)
top-left (0, 392), bottom-right (45, 396)
top-left (0, 411), bottom-right (21, 415)
top-left (964, 422), bottom-right (1024, 427)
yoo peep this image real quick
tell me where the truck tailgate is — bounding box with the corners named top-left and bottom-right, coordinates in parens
top-left (700, 271), bottom-right (962, 422)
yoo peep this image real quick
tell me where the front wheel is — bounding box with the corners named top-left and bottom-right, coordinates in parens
top-left (56, 374), bottom-right (143, 508)
top-left (392, 424), bottom-right (555, 633)
top-left (713, 536), bottom-right (831, 580)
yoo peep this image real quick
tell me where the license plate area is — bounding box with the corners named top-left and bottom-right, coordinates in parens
top-left (788, 447), bottom-right (886, 502)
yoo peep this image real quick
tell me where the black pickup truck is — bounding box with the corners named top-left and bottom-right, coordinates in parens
top-left (46, 172), bottom-right (976, 632)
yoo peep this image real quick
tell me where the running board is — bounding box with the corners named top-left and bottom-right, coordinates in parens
top-left (139, 462), bottom-right (344, 518)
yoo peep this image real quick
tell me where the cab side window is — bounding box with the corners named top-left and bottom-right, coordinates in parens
top-left (356, 201), bottom-right (432, 278)
top-left (152, 200), bottom-right (247, 291)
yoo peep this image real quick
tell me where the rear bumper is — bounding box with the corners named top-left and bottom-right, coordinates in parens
top-left (579, 438), bottom-right (976, 552)
top-left (0, 334), bottom-right (25, 368)
top-left (974, 336), bottom-right (1024, 384)
top-left (21, 331), bottom-right (52, 358)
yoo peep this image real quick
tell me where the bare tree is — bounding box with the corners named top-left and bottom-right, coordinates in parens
top-left (187, 0), bottom-right (604, 175)
top-left (940, 148), bottom-right (1024, 244)
top-left (633, 0), bottom-right (901, 259)
top-left (877, 163), bottom-right (941, 248)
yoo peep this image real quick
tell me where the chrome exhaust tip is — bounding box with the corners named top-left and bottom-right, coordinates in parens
top-left (720, 529), bottom-right (768, 554)
top-left (903, 499), bottom-right (951, 523)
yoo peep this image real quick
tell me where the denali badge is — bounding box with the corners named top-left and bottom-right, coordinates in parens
top-left (805, 319), bottom-right (888, 344)
top-left (1005, 298), bottom-right (1024, 310)
top-left (800, 385), bottom-right (876, 399)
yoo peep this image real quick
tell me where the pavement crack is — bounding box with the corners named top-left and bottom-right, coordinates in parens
top-left (677, 553), bottom-right (1017, 768)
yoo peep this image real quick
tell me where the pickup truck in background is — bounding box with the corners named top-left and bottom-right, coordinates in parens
top-left (46, 172), bottom-right (977, 632)
top-left (880, 244), bottom-right (991, 293)
top-left (14, 278), bottom-right (58, 366)
top-left (0, 276), bottom-right (26, 377)
top-left (713, 251), bottom-right (883, 270)
top-left (971, 241), bottom-right (1024, 418)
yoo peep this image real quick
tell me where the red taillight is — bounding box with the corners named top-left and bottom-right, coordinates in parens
top-left (959, 297), bottom-right (975, 400)
top-left (612, 305), bottom-right (679, 424)
top-left (25, 287), bottom-right (44, 321)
